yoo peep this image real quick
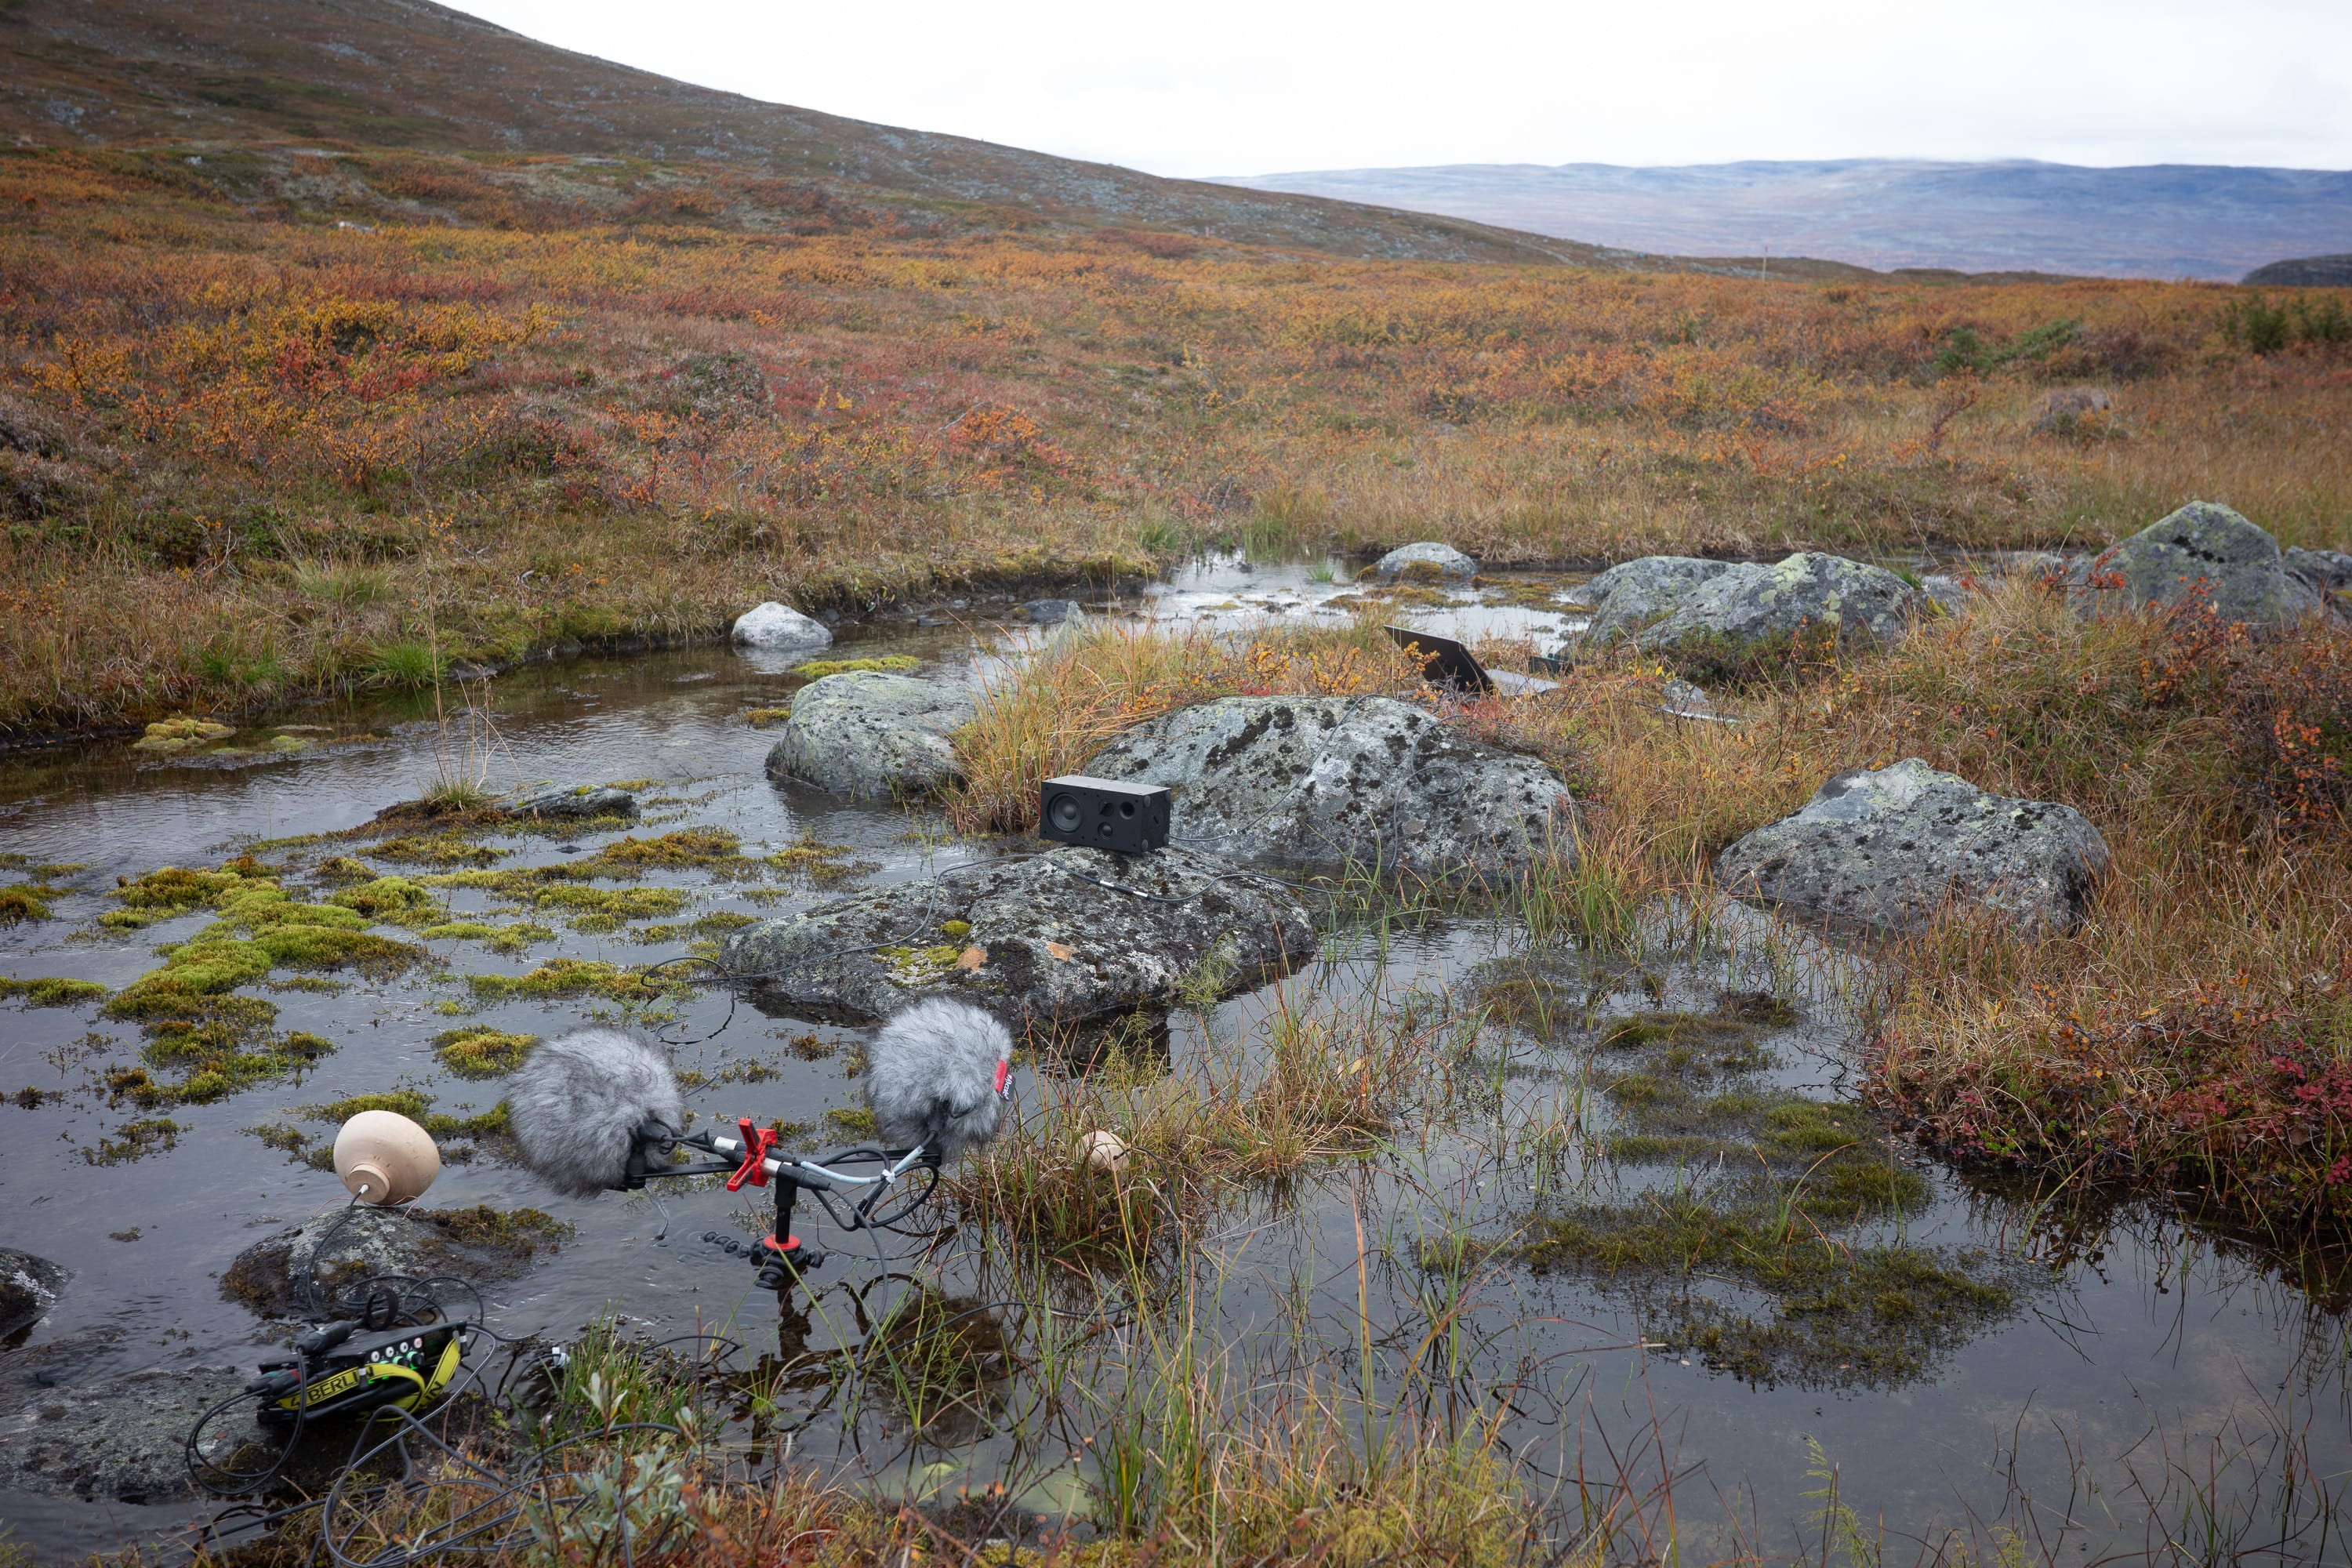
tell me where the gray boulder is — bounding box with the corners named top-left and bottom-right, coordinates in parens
top-left (2069, 502), bottom-right (2321, 626)
top-left (0, 1249), bottom-right (64, 1337)
top-left (220, 1206), bottom-right (570, 1319)
top-left (1082, 695), bottom-right (1574, 876)
top-left (2283, 547), bottom-right (2352, 592)
top-left (719, 844), bottom-right (1312, 1027)
top-left (511, 785), bottom-right (639, 820)
top-left (1715, 759), bottom-right (2111, 936)
top-left (1373, 542), bottom-right (1478, 583)
top-left (764, 671), bottom-right (977, 798)
top-left (1581, 556), bottom-right (1747, 640)
top-left (1634, 553), bottom-right (1922, 669)
top-left (1017, 597), bottom-right (1087, 625)
top-left (731, 601), bottom-right (833, 654)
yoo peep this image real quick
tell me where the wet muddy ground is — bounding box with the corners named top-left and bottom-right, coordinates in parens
top-left (2, 562), bottom-right (2347, 1562)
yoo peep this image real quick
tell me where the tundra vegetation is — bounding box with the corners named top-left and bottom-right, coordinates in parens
top-left (0, 140), bottom-right (2347, 1566)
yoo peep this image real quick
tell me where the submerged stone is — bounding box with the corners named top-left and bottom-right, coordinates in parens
top-left (1371, 541), bottom-right (1477, 582)
top-left (764, 670), bottom-right (977, 798)
top-left (2068, 501), bottom-right (2321, 627)
top-left (719, 843), bottom-right (1312, 1027)
top-left (511, 785), bottom-right (639, 820)
top-left (0, 1336), bottom-right (252, 1503)
top-left (1083, 695), bottom-right (1573, 876)
top-left (1714, 757), bottom-right (2111, 935)
top-left (0, 1248), bottom-right (65, 1337)
top-left (731, 601), bottom-right (833, 654)
top-left (1016, 597), bottom-right (1087, 625)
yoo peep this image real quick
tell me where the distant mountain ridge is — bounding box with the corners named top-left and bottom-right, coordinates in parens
top-left (1212, 160), bottom-right (2352, 281)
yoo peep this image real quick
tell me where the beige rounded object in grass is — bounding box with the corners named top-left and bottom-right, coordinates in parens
top-left (334, 1110), bottom-right (441, 1205)
top-left (1078, 1129), bottom-right (1131, 1174)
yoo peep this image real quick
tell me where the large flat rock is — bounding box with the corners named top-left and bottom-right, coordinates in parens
top-left (1714, 758), bottom-right (2111, 935)
top-left (764, 671), bottom-right (976, 798)
top-left (1081, 695), bottom-right (1574, 876)
top-left (719, 844), bottom-right (1313, 1027)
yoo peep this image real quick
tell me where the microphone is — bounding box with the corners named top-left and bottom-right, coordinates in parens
top-left (864, 998), bottom-right (1014, 1161)
top-left (505, 1028), bottom-right (685, 1198)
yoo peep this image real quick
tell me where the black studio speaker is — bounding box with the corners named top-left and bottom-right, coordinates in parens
top-left (1039, 775), bottom-right (1171, 855)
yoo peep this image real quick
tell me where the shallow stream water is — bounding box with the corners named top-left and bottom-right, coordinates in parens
top-left (2, 568), bottom-right (2347, 1563)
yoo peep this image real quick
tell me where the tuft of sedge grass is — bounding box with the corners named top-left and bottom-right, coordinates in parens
top-left (952, 986), bottom-right (1443, 1274)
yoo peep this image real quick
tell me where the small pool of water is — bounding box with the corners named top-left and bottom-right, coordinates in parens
top-left (0, 593), bottom-right (2344, 1562)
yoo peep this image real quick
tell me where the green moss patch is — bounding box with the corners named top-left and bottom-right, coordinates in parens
top-left (100, 864), bottom-right (250, 929)
top-left (767, 831), bottom-right (877, 886)
top-left (303, 1090), bottom-right (509, 1145)
top-left (420, 919), bottom-right (556, 953)
top-left (371, 833), bottom-right (509, 867)
top-left (463, 957), bottom-right (678, 1007)
top-left (1515, 1187), bottom-right (2013, 1387)
top-left (85, 1116), bottom-right (184, 1165)
top-left (328, 876), bottom-right (440, 924)
top-left (0, 975), bottom-right (108, 1007)
top-left (0, 883), bottom-right (62, 923)
top-left (789, 655), bottom-right (920, 678)
top-left (434, 1027), bottom-right (538, 1078)
top-left (824, 1105), bottom-right (880, 1139)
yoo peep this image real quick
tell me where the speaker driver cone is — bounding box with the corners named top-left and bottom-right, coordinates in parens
top-left (1047, 793), bottom-right (1083, 833)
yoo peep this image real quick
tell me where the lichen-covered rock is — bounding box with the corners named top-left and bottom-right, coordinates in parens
top-left (2283, 546), bottom-right (2351, 591)
top-left (764, 671), bottom-right (977, 798)
top-left (511, 785), bottom-right (639, 820)
top-left (1580, 556), bottom-right (1748, 640)
top-left (1918, 574), bottom-right (1976, 615)
top-left (720, 844), bottom-right (1312, 1027)
top-left (1633, 553), bottom-right (1922, 668)
top-left (1081, 695), bottom-right (1574, 876)
top-left (1372, 542), bottom-right (1478, 583)
top-left (1715, 758), bottom-right (2111, 935)
top-left (2069, 502), bottom-right (2321, 626)
top-left (0, 1338), bottom-right (252, 1503)
top-left (0, 1249), bottom-right (64, 1337)
top-left (1017, 597), bottom-right (1087, 625)
top-left (221, 1205), bottom-right (570, 1319)
top-left (731, 601), bottom-right (833, 654)
top-left (2284, 547), bottom-right (2352, 620)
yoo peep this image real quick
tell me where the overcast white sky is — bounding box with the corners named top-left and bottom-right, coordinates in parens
top-left (445, 0), bottom-right (2352, 176)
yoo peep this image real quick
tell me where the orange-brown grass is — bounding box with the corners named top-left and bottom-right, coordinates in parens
top-left (1498, 584), bottom-right (2352, 1230)
top-left (2, 146), bottom-right (2347, 735)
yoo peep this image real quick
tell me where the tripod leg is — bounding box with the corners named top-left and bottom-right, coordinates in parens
top-left (753, 1177), bottom-right (818, 1290)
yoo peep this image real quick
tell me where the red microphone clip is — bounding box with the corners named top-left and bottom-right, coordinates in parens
top-left (726, 1117), bottom-right (779, 1192)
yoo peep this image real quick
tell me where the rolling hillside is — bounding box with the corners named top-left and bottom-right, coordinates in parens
top-left (0, 0), bottom-right (1619, 265)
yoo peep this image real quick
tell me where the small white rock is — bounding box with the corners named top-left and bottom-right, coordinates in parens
top-left (1372, 542), bottom-right (1478, 583)
top-left (731, 601), bottom-right (833, 654)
